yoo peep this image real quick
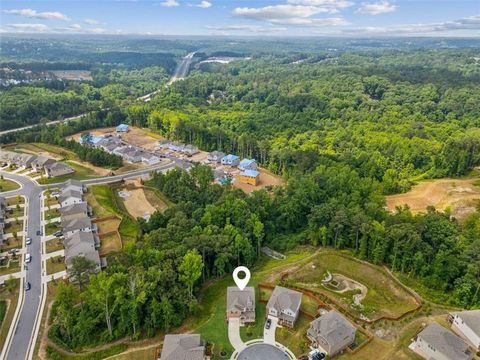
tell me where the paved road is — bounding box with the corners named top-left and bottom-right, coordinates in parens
top-left (0, 171), bottom-right (43, 360)
top-left (0, 52), bottom-right (196, 136)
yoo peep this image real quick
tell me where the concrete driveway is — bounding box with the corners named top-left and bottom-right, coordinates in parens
top-left (263, 316), bottom-right (278, 345)
top-left (228, 318), bottom-right (246, 352)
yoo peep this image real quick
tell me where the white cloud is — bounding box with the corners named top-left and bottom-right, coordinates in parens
top-left (3, 8), bottom-right (70, 21)
top-left (84, 18), bottom-right (100, 25)
top-left (233, 5), bottom-right (348, 27)
top-left (7, 23), bottom-right (49, 31)
top-left (287, 0), bottom-right (354, 9)
top-left (340, 15), bottom-right (480, 35)
top-left (197, 1), bottom-right (212, 8)
top-left (206, 24), bottom-right (287, 33)
top-left (356, 1), bottom-right (396, 15)
top-left (161, 0), bottom-right (180, 7)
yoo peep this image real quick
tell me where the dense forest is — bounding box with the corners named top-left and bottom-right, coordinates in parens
top-left (1, 37), bottom-right (480, 351)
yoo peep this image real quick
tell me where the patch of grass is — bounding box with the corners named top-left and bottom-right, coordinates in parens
top-left (38, 161), bottom-right (98, 184)
top-left (275, 314), bottom-right (311, 356)
top-left (6, 196), bottom-right (24, 206)
top-left (45, 222), bottom-right (61, 236)
top-left (239, 302), bottom-right (266, 342)
top-left (46, 344), bottom-right (128, 360)
top-left (1, 236), bottom-right (23, 251)
top-left (7, 206), bottom-right (25, 219)
top-left (284, 251), bottom-right (418, 320)
top-left (46, 238), bottom-right (64, 254)
top-left (45, 208), bottom-right (60, 220)
top-left (5, 221), bottom-right (23, 234)
top-left (0, 179), bottom-right (20, 192)
top-left (0, 279), bottom-right (20, 351)
top-left (90, 185), bottom-right (138, 244)
top-left (46, 256), bottom-right (65, 275)
top-left (0, 260), bottom-right (20, 276)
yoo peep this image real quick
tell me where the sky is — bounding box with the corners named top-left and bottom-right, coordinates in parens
top-left (1, 0), bottom-right (479, 37)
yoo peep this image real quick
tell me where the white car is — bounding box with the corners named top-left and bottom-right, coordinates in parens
top-left (25, 253), bottom-right (32, 263)
top-left (26, 237), bottom-right (32, 245)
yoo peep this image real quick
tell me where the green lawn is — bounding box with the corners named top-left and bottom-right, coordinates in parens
top-left (38, 161), bottom-right (98, 184)
top-left (46, 238), bottom-right (64, 253)
top-left (0, 260), bottom-right (21, 276)
top-left (5, 221), bottom-right (23, 235)
top-left (90, 185), bottom-right (138, 244)
top-left (6, 196), bottom-right (24, 206)
top-left (45, 208), bottom-right (60, 220)
top-left (0, 279), bottom-right (20, 351)
top-left (46, 256), bottom-right (65, 275)
top-left (45, 222), bottom-right (61, 236)
top-left (0, 179), bottom-right (19, 192)
top-left (283, 251), bottom-right (419, 320)
top-left (7, 206), bottom-right (25, 219)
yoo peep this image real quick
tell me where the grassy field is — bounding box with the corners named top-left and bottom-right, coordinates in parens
top-left (45, 222), bottom-right (61, 236)
top-left (0, 260), bottom-right (21, 276)
top-left (283, 251), bottom-right (419, 320)
top-left (0, 279), bottom-right (20, 352)
top-left (44, 208), bottom-right (60, 220)
top-left (46, 238), bottom-right (64, 253)
top-left (6, 196), bottom-right (24, 206)
top-left (0, 179), bottom-right (20, 192)
top-left (46, 256), bottom-right (65, 275)
top-left (90, 185), bottom-right (138, 244)
top-left (38, 161), bottom-right (98, 184)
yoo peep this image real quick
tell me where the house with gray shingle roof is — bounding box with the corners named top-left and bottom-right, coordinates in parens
top-left (449, 310), bottom-right (480, 351)
top-left (410, 322), bottom-right (473, 360)
top-left (159, 334), bottom-right (207, 360)
top-left (60, 202), bottom-right (91, 218)
top-left (62, 217), bottom-right (93, 236)
top-left (44, 162), bottom-right (75, 178)
top-left (266, 286), bottom-right (302, 327)
top-left (59, 189), bottom-right (83, 207)
top-left (31, 156), bottom-right (56, 172)
top-left (226, 287), bottom-right (255, 324)
top-left (307, 310), bottom-right (356, 357)
top-left (64, 231), bottom-right (101, 274)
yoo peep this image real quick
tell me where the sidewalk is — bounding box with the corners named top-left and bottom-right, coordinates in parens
top-left (42, 270), bottom-right (67, 284)
top-left (42, 249), bottom-right (65, 261)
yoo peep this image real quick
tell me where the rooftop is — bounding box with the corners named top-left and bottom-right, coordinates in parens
top-left (417, 323), bottom-right (472, 360)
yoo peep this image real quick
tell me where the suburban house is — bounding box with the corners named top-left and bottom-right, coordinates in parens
top-left (182, 144), bottom-right (199, 156)
top-left (141, 152), bottom-right (160, 165)
top-left (0, 150), bottom-right (36, 168)
top-left (159, 334), bottom-right (207, 360)
top-left (61, 212), bottom-right (92, 227)
top-left (169, 142), bottom-right (185, 152)
top-left (239, 158), bottom-right (257, 171)
top-left (155, 139), bottom-right (172, 150)
top-left (31, 156), bottom-right (56, 172)
top-left (221, 154), bottom-right (240, 167)
top-left (44, 162), bottom-right (75, 178)
top-left (226, 286), bottom-right (256, 324)
top-left (64, 231), bottom-right (101, 273)
top-left (449, 310), bottom-right (480, 351)
top-left (266, 286), bottom-right (302, 327)
top-left (410, 322), bottom-right (473, 360)
top-left (207, 151), bottom-right (226, 163)
top-left (80, 134), bottom-right (104, 146)
top-left (116, 123), bottom-right (129, 132)
top-left (307, 310), bottom-right (356, 357)
top-left (59, 189), bottom-right (83, 207)
top-left (59, 202), bottom-right (91, 218)
top-left (238, 169), bottom-right (260, 186)
top-left (62, 217), bottom-right (93, 236)
top-left (63, 179), bottom-right (85, 194)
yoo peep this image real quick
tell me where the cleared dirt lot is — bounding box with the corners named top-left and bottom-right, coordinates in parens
top-left (386, 177), bottom-right (480, 220)
top-left (120, 179), bottom-right (168, 219)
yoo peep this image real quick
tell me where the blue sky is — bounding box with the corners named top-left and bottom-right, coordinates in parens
top-left (1, 0), bottom-right (479, 36)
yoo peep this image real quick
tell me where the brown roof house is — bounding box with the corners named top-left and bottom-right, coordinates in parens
top-left (266, 286), bottom-right (302, 327)
top-left (159, 334), bottom-right (208, 360)
top-left (307, 310), bottom-right (356, 357)
top-left (409, 322), bottom-right (473, 360)
top-left (226, 287), bottom-right (255, 324)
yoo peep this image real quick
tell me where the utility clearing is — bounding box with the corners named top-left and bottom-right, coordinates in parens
top-left (385, 177), bottom-right (480, 220)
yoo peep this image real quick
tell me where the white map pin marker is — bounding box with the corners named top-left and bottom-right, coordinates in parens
top-left (233, 266), bottom-right (251, 291)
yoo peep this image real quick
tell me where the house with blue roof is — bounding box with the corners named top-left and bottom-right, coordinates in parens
top-left (239, 158), bottom-right (257, 171)
top-left (116, 124), bottom-right (129, 133)
top-left (221, 154), bottom-right (240, 167)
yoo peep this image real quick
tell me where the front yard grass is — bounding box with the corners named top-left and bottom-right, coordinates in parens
top-left (0, 179), bottom-right (19, 192)
top-left (46, 256), bottom-right (65, 275)
top-left (7, 206), bottom-right (25, 219)
top-left (6, 196), bottom-right (24, 206)
top-left (0, 259), bottom-right (21, 276)
top-left (45, 222), bottom-right (61, 236)
top-left (0, 279), bottom-right (20, 351)
top-left (46, 238), bottom-right (64, 254)
top-left (44, 208), bottom-right (60, 221)
top-left (5, 221), bottom-right (23, 235)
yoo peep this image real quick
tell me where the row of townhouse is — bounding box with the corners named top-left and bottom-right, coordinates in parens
top-left (155, 140), bottom-right (199, 156)
top-left (83, 135), bottom-right (161, 165)
top-left (410, 310), bottom-right (480, 360)
top-left (57, 180), bottom-right (103, 274)
top-left (0, 150), bottom-right (74, 178)
top-left (0, 197), bottom-right (6, 238)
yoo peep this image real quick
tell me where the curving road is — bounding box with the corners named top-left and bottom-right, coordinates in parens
top-left (0, 172), bottom-right (43, 360)
top-left (0, 159), bottom-right (177, 359)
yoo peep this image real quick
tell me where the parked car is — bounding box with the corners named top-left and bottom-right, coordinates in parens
top-left (25, 253), bottom-right (32, 263)
top-left (265, 318), bottom-right (272, 330)
top-left (8, 248), bottom-right (19, 255)
top-left (25, 282), bottom-right (31, 291)
top-left (26, 237), bottom-right (32, 245)
top-left (53, 231), bottom-right (63, 237)
top-left (36, 230), bottom-right (43, 236)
